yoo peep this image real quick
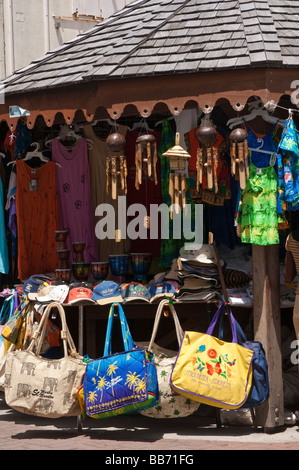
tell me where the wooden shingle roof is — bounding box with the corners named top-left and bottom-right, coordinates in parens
top-left (2, 0), bottom-right (299, 96)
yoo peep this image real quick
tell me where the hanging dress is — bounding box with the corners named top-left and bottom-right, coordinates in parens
top-left (83, 124), bottom-right (130, 261)
top-left (16, 160), bottom-right (59, 280)
top-left (52, 138), bottom-right (98, 263)
top-left (237, 121), bottom-right (280, 246)
top-left (0, 177), bottom-right (9, 275)
top-left (277, 118), bottom-right (299, 211)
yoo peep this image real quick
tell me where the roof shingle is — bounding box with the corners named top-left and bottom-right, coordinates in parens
top-left (2, 0), bottom-right (299, 94)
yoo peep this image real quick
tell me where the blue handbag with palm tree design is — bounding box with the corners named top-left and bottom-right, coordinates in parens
top-left (83, 303), bottom-right (158, 418)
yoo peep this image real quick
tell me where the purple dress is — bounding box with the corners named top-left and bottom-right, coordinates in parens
top-left (52, 138), bottom-right (98, 263)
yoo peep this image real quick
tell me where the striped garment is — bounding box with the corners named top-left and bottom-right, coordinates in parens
top-left (286, 231), bottom-right (299, 293)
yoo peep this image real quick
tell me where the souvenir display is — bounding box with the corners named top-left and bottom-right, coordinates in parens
top-left (229, 127), bottom-right (249, 189)
top-left (0, 101), bottom-right (290, 427)
top-left (135, 134), bottom-right (158, 190)
top-left (105, 133), bottom-right (127, 200)
top-left (162, 132), bottom-right (191, 218)
top-left (195, 125), bottom-right (218, 192)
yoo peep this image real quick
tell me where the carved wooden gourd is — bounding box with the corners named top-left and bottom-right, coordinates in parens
top-left (195, 126), bottom-right (218, 193)
top-left (135, 134), bottom-right (158, 190)
top-left (106, 133), bottom-right (127, 200)
top-left (229, 128), bottom-right (249, 190)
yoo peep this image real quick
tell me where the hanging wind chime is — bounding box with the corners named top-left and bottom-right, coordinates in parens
top-left (195, 125), bottom-right (219, 193)
top-left (106, 132), bottom-right (127, 200)
top-left (229, 128), bottom-right (249, 190)
top-left (162, 132), bottom-right (191, 218)
top-left (135, 134), bottom-right (158, 190)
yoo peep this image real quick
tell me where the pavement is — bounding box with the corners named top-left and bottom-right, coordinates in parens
top-left (1, 393), bottom-right (299, 452)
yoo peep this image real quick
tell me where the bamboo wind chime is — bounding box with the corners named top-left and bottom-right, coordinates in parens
top-left (229, 128), bottom-right (249, 190)
top-left (195, 125), bottom-right (219, 193)
top-left (162, 132), bottom-right (191, 218)
top-left (135, 134), bottom-right (158, 189)
top-left (106, 133), bottom-right (127, 200)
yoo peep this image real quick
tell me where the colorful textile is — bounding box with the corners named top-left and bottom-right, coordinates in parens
top-left (277, 119), bottom-right (299, 211)
top-left (16, 160), bottom-right (59, 280)
top-left (0, 178), bottom-right (9, 275)
top-left (52, 138), bottom-right (98, 263)
top-left (237, 161), bottom-right (279, 245)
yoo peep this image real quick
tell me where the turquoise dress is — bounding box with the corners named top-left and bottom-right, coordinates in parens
top-left (0, 178), bottom-right (9, 274)
top-left (277, 118), bottom-right (299, 211)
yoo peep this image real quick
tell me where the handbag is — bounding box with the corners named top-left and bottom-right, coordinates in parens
top-left (4, 302), bottom-right (86, 418)
top-left (170, 302), bottom-right (254, 410)
top-left (1, 300), bottom-right (29, 344)
top-left (218, 307), bottom-right (269, 408)
top-left (82, 302), bottom-right (158, 419)
top-left (139, 299), bottom-right (200, 418)
top-left (0, 292), bottom-right (17, 334)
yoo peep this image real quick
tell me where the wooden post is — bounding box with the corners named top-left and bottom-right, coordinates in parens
top-left (252, 245), bottom-right (284, 432)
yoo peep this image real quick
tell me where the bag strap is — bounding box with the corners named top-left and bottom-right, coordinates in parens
top-left (206, 302), bottom-right (238, 343)
top-left (104, 303), bottom-right (134, 356)
top-left (148, 299), bottom-right (184, 352)
top-left (27, 302), bottom-right (79, 358)
top-left (219, 309), bottom-right (247, 344)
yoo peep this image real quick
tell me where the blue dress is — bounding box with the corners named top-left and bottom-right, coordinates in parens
top-left (0, 178), bottom-right (9, 274)
top-left (276, 118), bottom-right (299, 211)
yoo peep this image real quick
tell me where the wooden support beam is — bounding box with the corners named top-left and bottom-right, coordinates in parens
top-left (252, 245), bottom-right (284, 432)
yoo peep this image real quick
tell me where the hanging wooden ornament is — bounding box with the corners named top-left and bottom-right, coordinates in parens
top-left (135, 134), bottom-right (158, 190)
top-left (195, 126), bottom-right (218, 193)
top-left (106, 133), bottom-right (127, 200)
top-left (162, 132), bottom-right (191, 218)
top-left (229, 128), bottom-right (249, 190)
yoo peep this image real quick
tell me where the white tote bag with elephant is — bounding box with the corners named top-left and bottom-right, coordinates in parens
top-left (4, 302), bottom-right (86, 418)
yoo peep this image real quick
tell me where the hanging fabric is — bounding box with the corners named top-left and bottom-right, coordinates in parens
top-left (277, 114), bottom-right (299, 211)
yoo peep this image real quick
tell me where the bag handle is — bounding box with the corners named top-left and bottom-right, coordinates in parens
top-left (148, 299), bottom-right (184, 352)
top-left (218, 310), bottom-right (247, 344)
top-left (103, 303), bottom-right (134, 356)
top-left (27, 302), bottom-right (80, 358)
top-left (206, 301), bottom-right (238, 343)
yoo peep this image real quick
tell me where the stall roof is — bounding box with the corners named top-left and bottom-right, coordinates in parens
top-left (3, 0), bottom-right (299, 93)
top-left (1, 0), bottom-right (299, 127)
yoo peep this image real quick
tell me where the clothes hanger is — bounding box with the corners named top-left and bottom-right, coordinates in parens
top-left (227, 98), bottom-right (285, 129)
top-left (45, 125), bottom-right (93, 150)
top-left (91, 118), bottom-right (118, 128)
top-left (24, 142), bottom-right (50, 162)
top-left (248, 141), bottom-right (275, 155)
top-left (7, 142), bottom-right (62, 167)
top-left (131, 118), bottom-right (154, 132)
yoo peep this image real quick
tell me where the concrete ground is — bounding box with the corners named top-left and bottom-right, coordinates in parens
top-left (0, 394), bottom-right (299, 451)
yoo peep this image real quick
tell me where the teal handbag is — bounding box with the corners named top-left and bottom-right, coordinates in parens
top-left (83, 303), bottom-right (158, 418)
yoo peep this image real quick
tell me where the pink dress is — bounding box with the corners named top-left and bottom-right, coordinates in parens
top-left (52, 138), bottom-right (98, 263)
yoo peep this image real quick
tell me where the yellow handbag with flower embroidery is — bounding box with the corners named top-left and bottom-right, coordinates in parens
top-left (170, 303), bottom-right (254, 410)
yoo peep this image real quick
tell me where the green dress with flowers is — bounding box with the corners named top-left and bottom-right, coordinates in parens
top-left (237, 161), bottom-right (279, 245)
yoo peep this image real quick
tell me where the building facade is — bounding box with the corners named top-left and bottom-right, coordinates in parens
top-left (0, 0), bottom-right (134, 79)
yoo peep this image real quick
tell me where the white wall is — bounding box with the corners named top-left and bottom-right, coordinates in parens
top-left (0, 0), bottom-right (135, 79)
top-left (0, 0), bottom-right (5, 79)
